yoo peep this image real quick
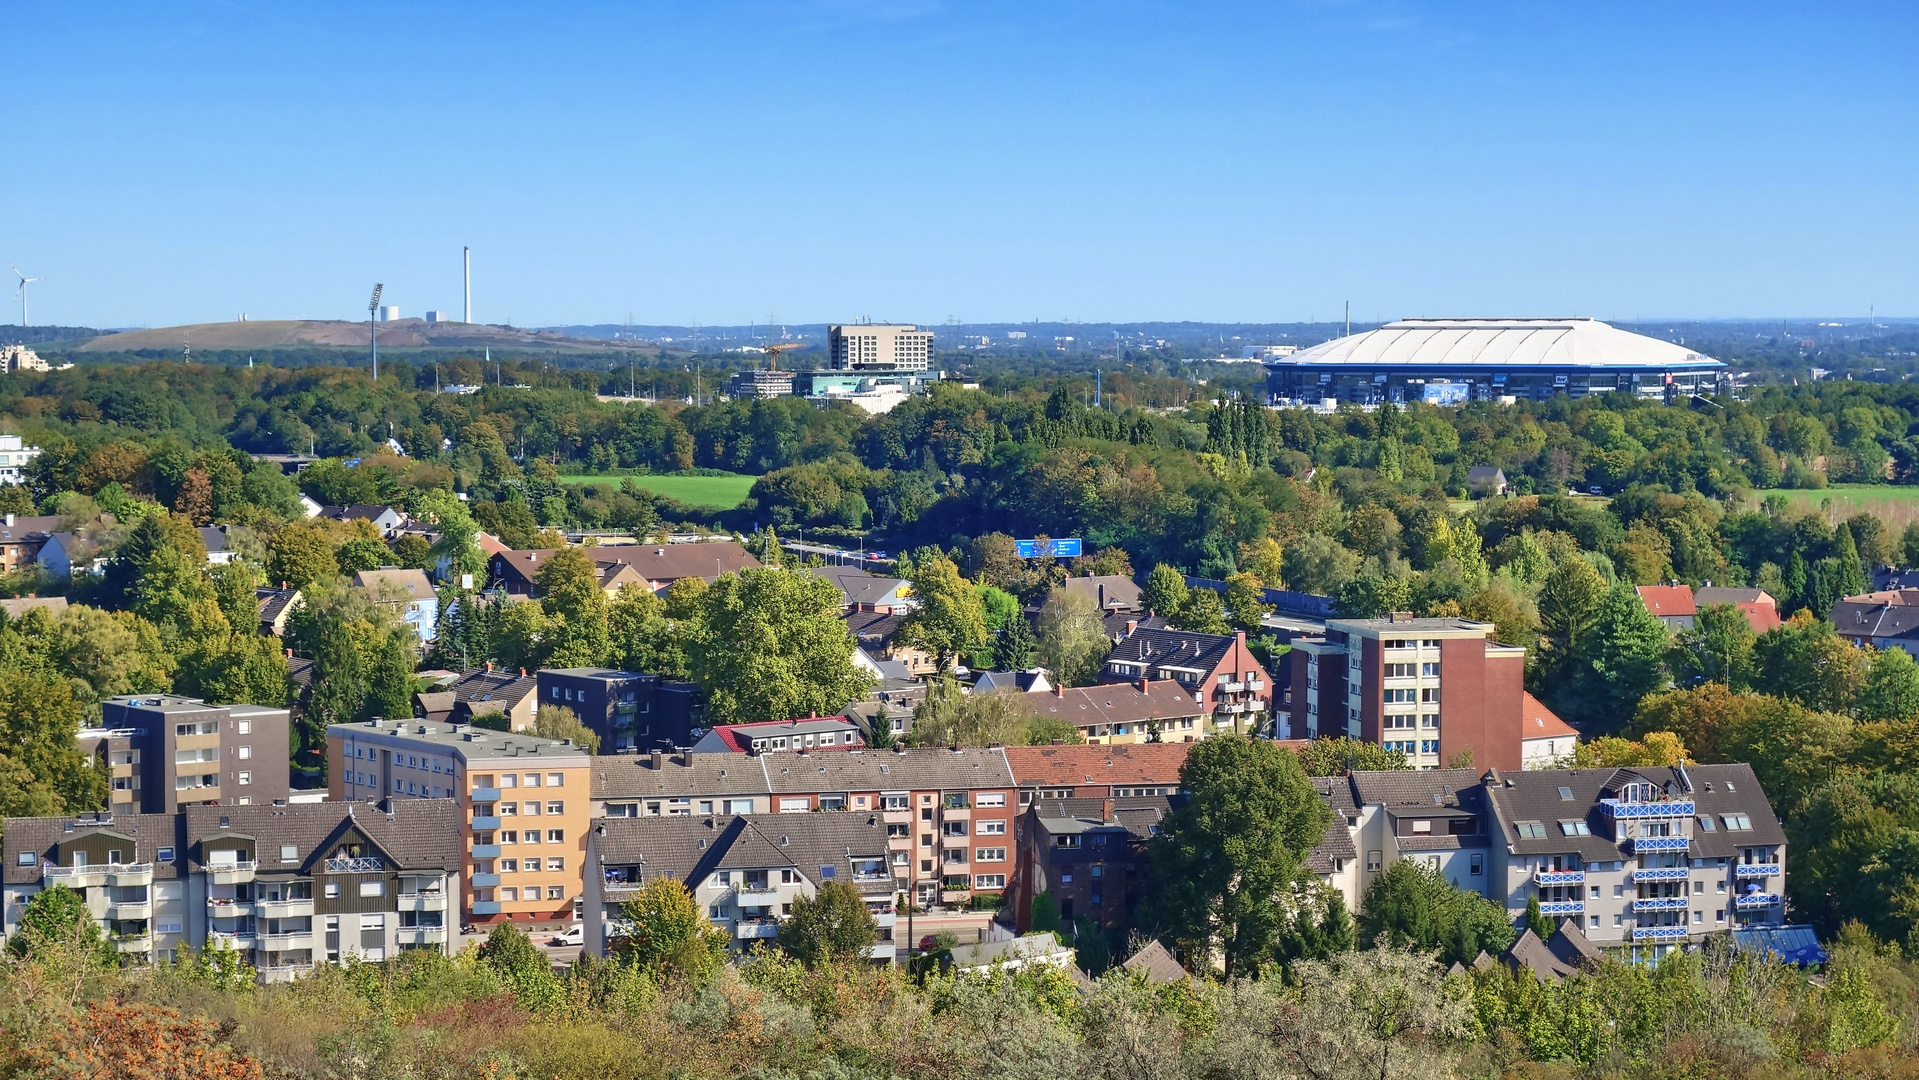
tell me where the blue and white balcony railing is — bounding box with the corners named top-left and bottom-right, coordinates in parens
top-left (1534, 869), bottom-right (1586, 886)
top-left (1629, 836), bottom-right (1689, 853)
top-left (1734, 863), bottom-right (1781, 879)
top-left (1631, 867), bottom-right (1690, 882)
top-left (1632, 925), bottom-right (1691, 943)
top-left (1538, 901), bottom-right (1585, 916)
top-left (1734, 893), bottom-right (1781, 909)
top-left (1603, 799), bottom-right (1695, 819)
top-left (1633, 897), bottom-right (1689, 912)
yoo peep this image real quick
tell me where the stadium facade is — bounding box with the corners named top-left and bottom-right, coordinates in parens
top-left (1264, 317), bottom-right (1730, 406)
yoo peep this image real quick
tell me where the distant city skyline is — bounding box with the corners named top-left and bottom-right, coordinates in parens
top-left (3, 2), bottom-right (1915, 329)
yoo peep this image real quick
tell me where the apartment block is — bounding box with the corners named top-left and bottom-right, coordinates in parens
top-left (828, 324), bottom-right (934, 372)
top-left (328, 720), bottom-right (592, 930)
top-left (95, 695), bottom-right (292, 813)
top-left (1003, 743), bottom-right (1190, 805)
top-left (537, 667), bottom-right (702, 753)
top-left (583, 812), bottom-right (897, 960)
top-left (1011, 796), bottom-right (1174, 932)
top-left (1, 801), bottom-right (458, 981)
top-left (1098, 628), bottom-right (1272, 736)
top-left (1286, 616), bottom-right (1526, 770)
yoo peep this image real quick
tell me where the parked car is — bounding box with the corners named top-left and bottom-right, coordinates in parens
top-left (549, 925), bottom-right (583, 947)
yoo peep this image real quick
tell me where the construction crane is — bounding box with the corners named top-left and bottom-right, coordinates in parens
top-left (764, 342), bottom-right (804, 369)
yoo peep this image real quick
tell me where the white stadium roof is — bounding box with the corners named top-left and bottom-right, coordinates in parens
top-left (1271, 318), bottom-right (1722, 370)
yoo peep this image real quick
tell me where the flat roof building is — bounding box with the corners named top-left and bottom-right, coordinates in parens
top-left (828, 324), bottom-right (934, 372)
top-left (96, 695), bottom-right (292, 813)
top-left (1266, 317), bottom-right (1730, 406)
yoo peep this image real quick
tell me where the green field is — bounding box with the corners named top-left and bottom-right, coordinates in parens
top-left (558, 472), bottom-right (757, 509)
top-left (1748, 485), bottom-right (1919, 529)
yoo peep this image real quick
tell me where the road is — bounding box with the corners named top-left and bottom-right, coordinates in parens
top-left (781, 541), bottom-right (895, 569)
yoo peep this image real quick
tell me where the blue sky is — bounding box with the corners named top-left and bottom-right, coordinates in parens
top-left (4, 1), bottom-right (1915, 328)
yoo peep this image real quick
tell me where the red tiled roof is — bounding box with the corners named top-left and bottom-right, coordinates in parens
top-left (1004, 741), bottom-right (1191, 787)
top-left (1520, 693), bottom-right (1577, 740)
top-left (1635, 585), bottom-right (1695, 618)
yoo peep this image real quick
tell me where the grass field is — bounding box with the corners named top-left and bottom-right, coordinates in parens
top-left (1748, 485), bottom-right (1919, 530)
top-left (557, 472), bottom-right (757, 509)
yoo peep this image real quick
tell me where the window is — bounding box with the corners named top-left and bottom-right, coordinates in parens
top-left (975, 848), bottom-right (1006, 862)
top-left (1559, 820), bottom-right (1590, 836)
top-left (546, 857), bottom-right (564, 872)
top-left (525, 801), bottom-right (542, 816)
top-left (14, 852), bottom-right (30, 866)
top-left (1722, 813), bottom-right (1753, 831)
top-left (1420, 688), bottom-right (1439, 703)
top-left (780, 798), bottom-right (810, 813)
top-left (1419, 740), bottom-right (1439, 755)
top-left (1696, 815), bottom-right (1716, 832)
top-left (156, 846), bottom-right (174, 862)
top-left (1693, 911), bottom-right (1704, 923)
top-left (547, 886), bottom-right (564, 900)
top-left (1410, 819), bottom-right (1431, 834)
top-left (1383, 689), bottom-right (1417, 704)
top-left (238, 745), bottom-right (252, 760)
top-left (502, 887), bottom-right (520, 902)
top-left (546, 773), bottom-right (563, 787)
top-left (500, 802), bottom-right (517, 816)
top-left (1515, 821), bottom-right (1547, 839)
top-left (974, 874), bottom-right (1007, 889)
top-left (524, 773), bottom-right (541, 788)
top-left (238, 771), bottom-right (251, 786)
top-left (157, 919), bottom-right (182, 934)
top-left (237, 720), bottom-right (251, 734)
top-left (977, 792), bottom-right (1006, 807)
top-left (280, 844), bottom-right (298, 861)
top-left (522, 831), bottom-right (541, 844)
top-left (1557, 786), bottom-right (1574, 801)
top-left (1384, 663), bottom-right (1416, 678)
top-left (1366, 850), bottom-right (1382, 873)
top-left (546, 830), bottom-right (564, 844)
top-left (501, 859), bottom-right (518, 872)
top-left (1421, 662), bottom-right (1440, 676)
top-left (882, 795), bottom-right (909, 810)
top-left (499, 774), bottom-right (516, 788)
top-left (1469, 853), bottom-right (1483, 876)
top-left (359, 881), bottom-right (384, 898)
top-left (979, 820), bottom-right (1006, 835)
top-left (500, 831), bottom-right (518, 844)
top-left (325, 882), bottom-right (340, 899)
top-left (725, 799), bottom-right (752, 814)
top-left (887, 824), bottom-right (909, 838)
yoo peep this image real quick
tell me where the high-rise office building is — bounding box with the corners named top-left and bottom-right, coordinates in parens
top-left (828, 325), bottom-right (934, 372)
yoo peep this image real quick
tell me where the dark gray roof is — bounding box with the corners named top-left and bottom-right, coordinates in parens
top-left (3, 813), bottom-right (185, 884)
top-left (1101, 627), bottom-right (1236, 673)
top-left (1481, 763), bottom-right (1784, 861)
top-left (1502, 921), bottom-right (1603, 982)
top-left (1029, 796), bottom-right (1177, 840)
top-left (1121, 941), bottom-right (1188, 983)
top-left (593, 812), bottom-right (892, 893)
top-left (1307, 778), bottom-right (1359, 872)
top-left (184, 800), bottom-right (462, 874)
top-left (808, 565), bottom-right (909, 606)
top-left (256, 586), bottom-right (301, 626)
top-left (1349, 768), bottom-right (1484, 811)
top-left (1103, 610), bottom-right (1168, 638)
top-left (1062, 574), bottom-right (1142, 611)
top-left (450, 668), bottom-right (538, 710)
top-left (0, 514), bottom-right (63, 542)
top-left (1832, 594), bottom-right (1919, 642)
top-left (843, 609), bottom-right (907, 648)
top-left (198, 526), bottom-right (230, 554)
top-left (592, 753), bottom-right (768, 800)
top-left (761, 747), bottom-right (1014, 794)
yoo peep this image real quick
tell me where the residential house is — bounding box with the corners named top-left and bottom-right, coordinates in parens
top-left (809, 565), bottom-right (913, 611)
top-left (1061, 572), bottom-right (1142, 613)
top-left (1520, 694), bottom-right (1579, 769)
top-left (0, 800), bottom-right (459, 981)
top-left (1121, 940), bottom-right (1188, 983)
top-left (256, 586), bottom-right (302, 637)
top-left (1347, 769), bottom-right (1493, 901)
top-left (1480, 763), bottom-right (1787, 956)
top-left (844, 609), bottom-right (937, 676)
top-left (96, 696), bottom-right (292, 813)
top-left (1011, 796), bottom-right (1175, 931)
top-left (488, 541), bottom-right (760, 597)
top-left (691, 716), bottom-right (866, 755)
top-left (1003, 742), bottom-right (1190, 806)
top-left (1098, 628), bottom-right (1272, 735)
top-left (537, 667), bottom-right (703, 754)
top-left (0, 513), bottom-right (62, 572)
top-left (1286, 615), bottom-right (1527, 770)
top-left (1500, 923), bottom-right (1604, 982)
top-left (445, 667), bottom-right (540, 730)
top-left (0, 596), bottom-right (65, 619)
top-left (582, 811), bottom-right (898, 961)
top-left (328, 719), bottom-right (592, 931)
top-left (320, 504), bottom-right (407, 537)
top-left (1637, 583), bottom-right (1781, 636)
top-left (948, 933), bottom-right (1076, 973)
top-left (1831, 588), bottom-right (1919, 652)
top-left (851, 647), bottom-right (918, 691)
top-left (1467, 465), bottom-right (1509, 497)
top-left (352, 569), bottom-right (439, 645)
top-left (972, 669), bottom-right (1052, 694)
top-left (1026, 680), bottom-right (1212, 744)
top-left (199, 526), bottom-right (236, 566)
top-left (37, 530), bottom-right (106, 579)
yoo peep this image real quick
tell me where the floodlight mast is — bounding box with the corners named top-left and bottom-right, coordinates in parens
top-left (368, 283), bottom-right (384, 381)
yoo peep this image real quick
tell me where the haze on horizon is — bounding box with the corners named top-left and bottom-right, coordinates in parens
top-left (3, 1), bottom-right (1915, 330)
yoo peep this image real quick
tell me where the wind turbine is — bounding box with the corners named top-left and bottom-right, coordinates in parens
top-left (11, 266), bottom-right (42, 327)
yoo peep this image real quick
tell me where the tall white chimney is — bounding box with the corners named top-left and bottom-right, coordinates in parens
top-left (463, 246), bottom-right (471, 324)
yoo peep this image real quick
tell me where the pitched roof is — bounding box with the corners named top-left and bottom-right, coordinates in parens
top-left (1635, 584), bottom-right (1695, 618)
top-left (197, 526), bottom-right (230, 554)
top-left (0, 596), bottom-right (66, 619)
top-left (1061, 574), bottom-right (1142, 611)
top-left (494, 541), bottom-right (761, 587)
top-left (1121, 941), bottom-right (1188, 983)
top-left (255, 586), bottom-right (301, 626)
top-left (1520, 693), bottom-right (1577, 741)
top-left (1503, 921), bottom-right (1603, 982)
top-left (0, 514), bottom-right (64, 542)
top-left (1028, 796), bottom-right (1178, 840)
top-left (843, 609), bottom-right (907, 648)
top-left (697, 716), bottom-right (864, 753)
top-left (3, 812), bottom-right (185, 884)
top-left (592, 812), bottom-right (892, 893)
top-left (761, 746), bottom-right (1015, 794)
top-left (322, 504), bottom-right (403, 523)
top-left (448, 667), bottom-right (538, 712)
top-left (413, 691), bottom-right (457, 722)
top-left (354, 568), bottom-right (435, 599)
top-left (949, 933), bottom-right (1075, 969)
top-left (1832, 590), bottom-right (1919, 642)
top-left (1102, 627), bottom-right (1238, 673)
top-left (592, 753), bottom-right (770, 800)
top-left (1003, 743), bottom-right (1190, 788)
top-left (1481, 762), bottom-right (1785, 861)
top-left (807, 565), bottom-right (910, 607)
top-left (183, 800), bottom-right (462, 874)
top-left (1026, 680), bottom-right (1206, 730)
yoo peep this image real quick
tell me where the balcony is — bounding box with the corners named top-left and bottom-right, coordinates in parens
top-left (326, 856), bottom-right (385, 874)
top-left (1633, 897), bottom-right (1689, 912)
top-left (1220, 681), bottom-right (1246, 694)
top-left (1631, 867), bottom-right (1689, 883)
top-left (470, 787), bottom-right (501, 803)
top-left (112, 933), bottom-right (152, 953)
top-left (852, 872), bottom-right (893, 887)
top-left (1631, 925), bottom-right (1690, 943)
top-left (397, 927), bottom-right (448, 946)
top-left (733, 887), bottom-right (781, 907)
top-left (107, 864), bottom-right (154, 887)
top-left (882, 809), bottom-right (913, 825)
top-left (471, 901), bottom-right (501, 915)
top-left (735, 919), bottom-right (781, 940)
top-left (1628, 836), bottom-right (1689, 853)
top-left (399, 892), bottom-right (448, 912)
top-left (1735, 863), bottom-right (1782, 879)
top-left (1533, 869), bottom-right (1585, 886)
top-left (1734, 893), bottom-right (1781, 909)
top-left (254, 898), bottom-right (315, 919)
top-left (1538, 901), bottom-right (1585, 916)
top-left (941, 806), bottom-right (971, 822)
top-left (471, 816), bottom-right (502, 831)
top-left (872, 912), bottom-right (897, 929)
top-left (104, 900), bottom-right (152, 921)
top-left (1215, 702), bottom-right (1249, 715)
top-left (208, 861), bottom-right (258, 885)
top-left (258, 962), bottom-right (314, 983)
top-left (1605, 799), bottom-right (1695, 820)
top-left (43, 865), bottom-right (107, 888)
top-left (887, 836), bottom-right (912, 852)
top-left (602, 881), bottom-right (639, 901)
top-left (1246, 679), bottom-right (1265, 692)
top-left (208, 931), bottom-right (256, 951)
top-left (206, 898), bottom-right (255, 917)
top-left (861, 943), bottom-right (898, 961)
top-left (258, 931), bottom-right (316, 951)
top-left (471, 873), bottom-right (502, 889)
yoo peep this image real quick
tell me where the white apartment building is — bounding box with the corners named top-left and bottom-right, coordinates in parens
top-left (828, 324), bottom-right (934, 372)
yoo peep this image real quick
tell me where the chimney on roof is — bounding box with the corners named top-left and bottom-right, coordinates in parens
top-left (1137, 678), bottom-right (1149, 693)
top-left (1102, 797), bottom-right (1114, 823)
top-left (1390, 611), bottom-right (1413, 623)
top-left (1125, 620), bottom-right (1137, 636)
top-left (519, 668), bottom-right (526, 678)
top-left (651, 749), bottom-right (663, 770)
top-left (486, 661), bottom-right (493, 672)
top-left (1235, 630), bottom-right (1246, 644)
top-left (1054, 684), bottom-right (1064, 697)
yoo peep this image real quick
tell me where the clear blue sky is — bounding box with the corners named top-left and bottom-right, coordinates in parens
top-left (5, 1), bottom-right (1916, 328)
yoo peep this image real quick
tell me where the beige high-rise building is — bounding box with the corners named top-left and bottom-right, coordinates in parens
top-left (828, 324), bottom-right (933, 372)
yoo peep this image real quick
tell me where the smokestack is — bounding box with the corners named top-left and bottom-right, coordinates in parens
top-left (464, 246), bottom-right (471, 324)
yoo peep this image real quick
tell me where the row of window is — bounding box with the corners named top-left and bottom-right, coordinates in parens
top-left (1381, 638), bottom-right (1443, 650)
top-left (477, 830), bottom-right (566, 845)
top-left (1382, 663), bottom-right (1441, 678)
top-left (493, 857), bottom-right (565, 873)
top-left (486, 885), bottom-right (568, 902)
top-left (1382, 714), bottom-right (1439, 730)
top-left (1381, 688), bottom-right (1440, 704)
top-left (1382, 740), bottom-right (1440, 756)
top-left (480, 801), bottom-right (565, 817)
top-left (472, 772), bottom-right (566, 789)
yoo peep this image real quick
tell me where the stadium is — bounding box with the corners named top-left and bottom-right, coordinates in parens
top-left (1263, 317), bottom-right (1731, 407)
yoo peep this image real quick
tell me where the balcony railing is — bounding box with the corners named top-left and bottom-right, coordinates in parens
top-left (1631, 925), bottom-right (1690, 943)
top-left (1538, 901), bottom-right (1584, 916)
top-left (1629, 836), bottom-right (1689, 853)
top-left (326, 856), bottom-right (385, 873)
top-left (1631, 867), bottom-right (1689, 882)
top-left (1604, 799), bottom-right (1696, 819)
top-left (1734, 893), bottom-right (1781, 909)
top-left (254, 898), bottom-right (315, 918)
top-left (1734, 863), bottom-right (1782, 879)
top-left (208, 861), bottom-right (258, 882)
top-left (735, 919), bottom-right (781, 940)
top-left (1533, 869), bottom-right (1585, 885)
top-left (1633, 897), bottom-right (1690, 912)
top-left (733, 887), bottom-right (780, 906)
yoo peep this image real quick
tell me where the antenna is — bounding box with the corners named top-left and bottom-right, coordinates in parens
top-left (1345, 300), bottom-right (1350, 338)
top-left (11, 266), bottom-right (43, 327)
top-left (464, 247), bottom-right (472, 324)
top-left (368, 283), bottom-right (384, 381)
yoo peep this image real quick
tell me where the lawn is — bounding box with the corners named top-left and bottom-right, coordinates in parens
top-left (1748, 485), bottom-right (1919, 530)
top-left (557, 472), bottom-right (757, 509)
